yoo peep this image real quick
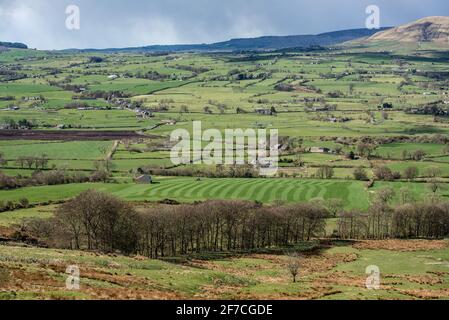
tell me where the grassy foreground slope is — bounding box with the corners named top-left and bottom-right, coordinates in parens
top-left (1, 240), bottom-right (449, 300)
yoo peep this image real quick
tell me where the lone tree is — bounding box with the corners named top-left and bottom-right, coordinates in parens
top-left (349, 83), bottom-right (355, 95)
top-left (375, 187), bottom-right (396, 205)
top-left (326, 198), bottom-right (344, 218)
top-left (316, 165), bottom-right (334, 179)
top-left (413, 150), bottom-right (426, 161)
top-left (287, 253), bottom-right (301, 283)
top-left (0, 153), bottom-right (7, 168)
top-left (404, 166), bottom-right (419, 181)
top-left (353, 167), bottom-right (369, 181)
top-left (357, 143), bottom-right (376, 159)
top-left (426, 166), bottom-right (441, 178)
top-left (180, 105), bottom-right (189, 114)
top-left (428, 178), bottom-right (444, 195)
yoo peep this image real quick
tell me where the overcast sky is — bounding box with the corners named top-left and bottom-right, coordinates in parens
top-left (0, 0), bottom-right (448, 50)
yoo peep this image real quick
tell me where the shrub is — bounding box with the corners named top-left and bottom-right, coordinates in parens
top-left (353, 167), bottom-right (369, 181)
top-left (316, 165), bottom-right (334, 179)
top-left (373, 166), bottom-right (394, 181)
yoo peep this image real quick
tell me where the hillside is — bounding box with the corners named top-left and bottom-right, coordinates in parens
top-left (203, 28), bottom-right (391, 50)
top-left (0, 41), bottom-right (28, 49)
top-left (72, 28), bottom-right (390, 52)
top-left (1, 240), bottom-right (449, 300)
top-left (369, 16), bottom-right (449, 43)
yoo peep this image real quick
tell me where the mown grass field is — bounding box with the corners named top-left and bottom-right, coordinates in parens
top-left (0, 178), bottom-right (444, 211)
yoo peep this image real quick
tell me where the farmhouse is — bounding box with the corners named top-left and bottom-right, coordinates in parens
top-left (5, 106), bottom-right (20, 111)
top-left (23, 96), bottom-right (41, 101)
top-left (329, 117), bottom-right (350, 123)
top-left (134, 174), bottom-right (153, 184)
top-left (136, 109), bottom-right (154, 119)
top-left (405, 102), bottom-right (449, 116)
top-left (161, 119), bottom-right (177, 125)
top-left (255, 108), bottom-right (275, 116)
top-left (378, 103), bottom-right (393, 110)
top-left (309, 147), bottom-right (331, 154)
top-left (305, 105), bottom-right (336, 112)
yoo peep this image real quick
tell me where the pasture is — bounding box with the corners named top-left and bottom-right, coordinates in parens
top-left (2, 41), bottom-right (449, 300)
top-left (0, 178), bottom-right (443, 210)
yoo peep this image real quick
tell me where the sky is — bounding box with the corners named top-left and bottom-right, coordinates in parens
top-left (0, 0), bottom-right (448, 50)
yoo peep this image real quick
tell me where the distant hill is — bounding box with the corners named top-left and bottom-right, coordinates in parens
top-left (198, 28), bottom-right (392, 50)
top-left (368, 16), bottom-right (449, 43)
top-left (72, 28), bottom-right (390, 53)
top-left (0, 41), bottom-right (28, 49)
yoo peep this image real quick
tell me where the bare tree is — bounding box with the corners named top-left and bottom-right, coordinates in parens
top-left (428, 178), bottom-right (444, 195)
top-left (426, 166), bottom-right (442, 178)
top-left (326, 198), bottom-right (344, 218)
top-left (0, 153), bottom-right (7, 168)
top-left (287, 253), bottom-right (300, 283)
top-left (404, 166), bottom-right (419, 181)
top-left (316, 165), bottom-right (334, 179)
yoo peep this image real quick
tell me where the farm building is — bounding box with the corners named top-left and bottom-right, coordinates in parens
top-left (161, 119), bottom-right (177, 125)
top-left (309, 147), bottom-right (331, 154)
top-left (255, 108), bottom-right (276, 116)
top-left (134, 175), bottom-right (153, 184)
top-left (136, 110), bottom-right (154, 119)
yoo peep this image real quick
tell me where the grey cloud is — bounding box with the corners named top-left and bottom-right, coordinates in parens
top-left (0, 0), bottom-right (448, 49)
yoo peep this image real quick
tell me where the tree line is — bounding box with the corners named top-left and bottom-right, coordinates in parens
top-left (0, 169), bottom-right (110, 190)
top-left (25, 190), bottom-right (328, 257)
top-left (23, 188), bottom-right (449, 258)
top-left (338, 188), bottom-right (449, 239)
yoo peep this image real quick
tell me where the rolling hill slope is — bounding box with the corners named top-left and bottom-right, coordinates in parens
top-left (0, 41), bottom-right (28, 49)
top-left (368, 16), bottom-right (449, 43)
top-left (70, 28), bottom-right (390, 52)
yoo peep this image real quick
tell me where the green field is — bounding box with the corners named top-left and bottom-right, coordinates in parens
top-left (0, 178), bottom-right (443, 211)
top-left (2, 33), bottom-right (449, 301)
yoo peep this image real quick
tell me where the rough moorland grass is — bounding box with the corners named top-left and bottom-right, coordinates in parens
top-left (1, 241), bottom-right (448, 300)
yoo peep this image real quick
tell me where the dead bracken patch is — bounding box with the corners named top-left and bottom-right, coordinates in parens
top-left (312, 271), bottom-right (366, 289)
top-left (189, 252), bottom-right (361, 299)
top-left (353, 240), bottom-right (448, 252)
top-left (196, 284), bottom-right (244, 299)
top-left (0, 263), bottom-right (184, 300)
top-left (299, 253), bottom-right (358, 275)
top-left (0, 265), bottom-right (63, 294)
top-left (233, 287), bottom-right (344, 301)
top-left (398, 288), bottom-right (449, 300)
top-left (393, 274), bottom-right (443, 286)
top-left (0, 227), bottom-right (16, 239)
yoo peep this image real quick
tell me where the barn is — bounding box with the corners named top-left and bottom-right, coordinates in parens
top-left (134, 175), bottom-right (153, 184)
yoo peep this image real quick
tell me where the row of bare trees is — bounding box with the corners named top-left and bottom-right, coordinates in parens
top-left (15, 155), bottom-right (49, 170)
top-left (338, 197), bottom-right (449, 240)
top-left (25, 190), bottom-right (328, 257)
top-left (24, 190), bottom-right (449, 257)
top-left (0, 169), bottom-right (110, 190)
top-left (137, 201), bottom-right (326, 258)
